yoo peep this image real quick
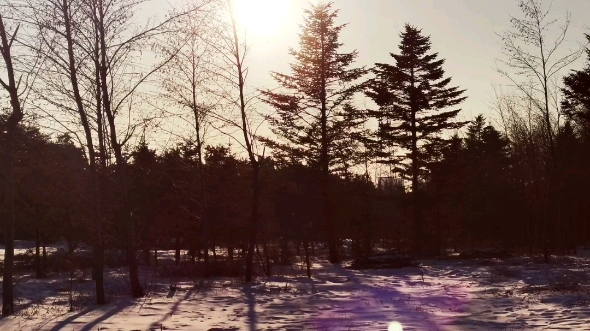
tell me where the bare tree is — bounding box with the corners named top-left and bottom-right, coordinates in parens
top-left (12, 0), bottom-right (207, 298)
top-left (158, 0), bottom-right (217, 271)
top-left (497, 0), bottom-right (584, 261)
top-left (497, 0), bottom-right (583, 158)
top-left (89, 0), bottom-right (213, 296)
top-left (0, 12), bottom-right (37, 315)
top-left (492, 87), bottom-right (548, 255)
top-left (14, 0), bottom-right (108, 303)
top-left (202, 0), bottom-right (263, 282)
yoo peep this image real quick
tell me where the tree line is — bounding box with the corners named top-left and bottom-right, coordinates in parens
top-left (0, 0), bottom-right (589, 316)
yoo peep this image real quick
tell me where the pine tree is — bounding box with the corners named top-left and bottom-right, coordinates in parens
top-left (562, 34), bottom-right (590, 129)
top-left (260, 2), bottom-right (366, 263)
top-left (364, 24), bottom-right (466, 253)
top-left (462, 116), bottom-right (511, 242)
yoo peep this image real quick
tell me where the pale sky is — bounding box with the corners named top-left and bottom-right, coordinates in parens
top-left (22, 0), bottom-right (587, 150)
top-left (231, 0), bottom-right (590, 126)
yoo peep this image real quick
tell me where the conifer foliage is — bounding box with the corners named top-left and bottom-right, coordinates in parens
top-left (562, 34), bottom-right (590, 127)
top-left (364, 24), bottom-right (466, 253)
top-left (260, 2), bottom-right (366, 263)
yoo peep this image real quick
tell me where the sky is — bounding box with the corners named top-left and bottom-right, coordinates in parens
top-left (130, 0), bottom-right (590, 154)
top-left (11, 0), bottom-right (586, 151)
top-left (233, 0), bottom-right (590, 124)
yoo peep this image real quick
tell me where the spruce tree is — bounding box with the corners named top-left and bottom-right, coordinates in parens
top-left (260, 2), bottom-right (366, 263)
top-left (562, 35), bottom-right (590, 128)
top-left (364, 24), bottom-right (466, 253)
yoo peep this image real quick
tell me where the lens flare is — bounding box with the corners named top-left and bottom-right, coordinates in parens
top-left (388, 321), bottom-right (403, 331)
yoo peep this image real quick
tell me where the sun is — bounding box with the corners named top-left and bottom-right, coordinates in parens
top-left (233, 0), bottom-right (290, 39)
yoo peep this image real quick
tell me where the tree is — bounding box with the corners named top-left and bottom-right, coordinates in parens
top-left (498, 0), bottom-right (583, 261)
top-left (158, 0), bottom-right (216, 269)
top-left (0, 13), bottom-right (27, 315)
top-left (462, 116), bottom-right (512, 242)
top-left (260, 2), bottom-right (367, 263)
top-left (562, 34), bottom-right (590, 129)
top-left (88, 0), bottom-right (207, 297)
top-left (561, 35), bottom-right (590, 253)
top-left (364, 24), bottom-right (466, 253)
top-left (498, 0), bottom-right (582, 159)
top-left (18, 0), bottom-right (107, 303)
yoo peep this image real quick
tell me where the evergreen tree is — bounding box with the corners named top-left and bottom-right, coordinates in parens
top-left (364, 24), bottom-right (466, 253)
top-left (461, 116), bottom-right (511, 242)
top-left (260, 2), bottom-right (366, 263)
top-left (562, 34), bottom-right (590, 129)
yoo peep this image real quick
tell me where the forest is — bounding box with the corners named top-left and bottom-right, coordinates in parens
top-left (1, 0), bottom-right (590, 329)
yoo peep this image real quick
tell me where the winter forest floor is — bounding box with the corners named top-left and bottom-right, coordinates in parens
top-left (2, 244), bottom-right (590, 330)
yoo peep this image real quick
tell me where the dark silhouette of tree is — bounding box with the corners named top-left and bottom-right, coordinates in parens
top-left (560, 36), bottom-right (590, 253)
top-left (20, 0), bottom-right (107, 303)
top-left (129, 141), bottom-right (162, 266)
top-left (498, 0), bottom-right (583, 262)
top-left (364, 24), bottom-right (466, 253)
top-left (158, 0), bottom-right (216, 270)
top-left (260, 2), bottom-right (367, 263)
top-left (15, 131), bottom-right (87, 278)
top-left (0, 13), bottom-right (30, 315)
top-left (562, 34), bottom-right (590, 128)
top-left (461, 116), bottom-right (512, 243)
top-left (204, 0), bottom-right (265, 282)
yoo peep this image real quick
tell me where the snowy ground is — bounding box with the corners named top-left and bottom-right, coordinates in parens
top-left (2, 250), bottom-right (590, 330)
top-left (0, 241), bottom-right (63, 262)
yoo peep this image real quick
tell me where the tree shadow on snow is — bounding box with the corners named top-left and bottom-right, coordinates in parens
top-left (48, 298), bottom-right (135, 331)
top-left (244, 285), bottom-right (257, 331)
top-left (148, 283), bottom-right (198, 330)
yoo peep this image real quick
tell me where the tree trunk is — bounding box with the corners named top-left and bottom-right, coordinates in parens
top-left (280, 240), bottom-right (288, 265)
top-left (255, 243), bottom-right (270, 277)
top-left (193, 86), bottom-right (209, 274)
top-left (55, 0), bottom-right (106, 304)
top-left (318, 16), bottom-right (339, 264)
top-left (42, 233), bottom-right (47, 261)
top-left (96, 0), bottom-right (142, 298)
top-left (0, 16), bottom-right (23, 316)
top-left (35, 228), bottom-right (41, 279)
top-left (126, 247), bottom-right (143, 297)
top-left (175, 235), bottom-right (181, 266)
top-left (144, 247), bottom-right (150, 266)
top-left (67, 210), bottom-right (74, 255)
top-left (263, 240), bottom-right (271, 277)
top-left (409, 66), bottom-right (423, 255)
top-left (189, 248), bottom-right (195, 264)
top-left (434, 174), bottom-right (442, 257)
top-left (213, 240), bottom-right (218, 261)
top-left (1, 115), bottom-right (16, 316)
top-left (304, 241), bottom-right (311, 278)
top-left (245, 166), bottom-right (260, 282)
top-left (229, 5), bottom-right (261, 283)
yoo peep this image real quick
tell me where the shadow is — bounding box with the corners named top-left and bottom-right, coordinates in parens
top-left (46, 298), bottom-right (134, 331)
top-left (78, 299), bottom-right (135, 331)
top-left (148, 284), bottom-right (197, 331)
top-left (243, 285), bottom-right (257, 331)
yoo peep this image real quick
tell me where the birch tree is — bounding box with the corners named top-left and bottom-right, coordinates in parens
top-left (497, 0), bottom-right (584, 261)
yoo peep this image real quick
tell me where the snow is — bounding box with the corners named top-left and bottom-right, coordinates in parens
top-left (0, 240), bottom-right (68, 263)
top-left (2, 251), bottom-right (590, 330)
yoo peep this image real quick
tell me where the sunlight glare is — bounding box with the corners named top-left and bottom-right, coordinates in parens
top-left (388, 321), bottom-right (403, 331)
top-left (233, 0), bottom-right (290, 39)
